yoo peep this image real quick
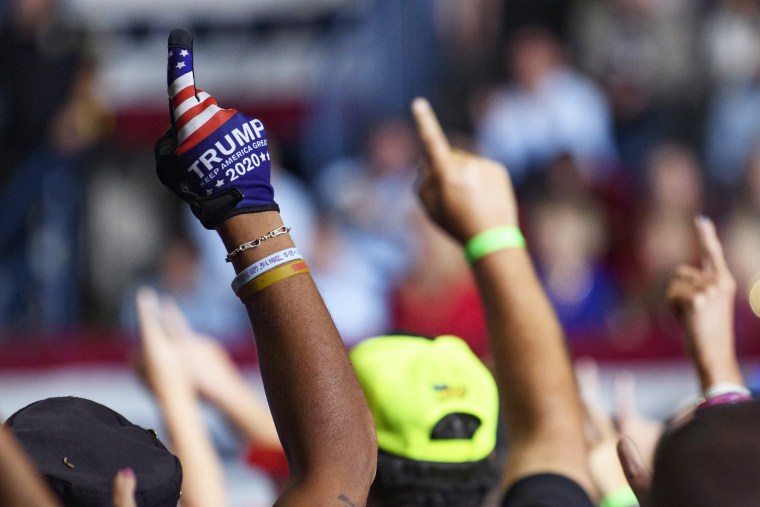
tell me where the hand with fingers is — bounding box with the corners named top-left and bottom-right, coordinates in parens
top-left (112, 468), bottom-right (137, 507)
top-left (411, 98), bottom-right (518, 245)
top-left (576, 360), bottom-right (640, 506)
top-left (158, 299), bottom-right (281, 450)
top-left (613, 373), bottom-right (662, 471)
top-left (149, 29), bottom-right (378, 504)
top-left (665, 216), bottom-right (743, 391)
top-left (616, 436), bottom-right (652, 507)
top-left (164, 308), bottom-right (241, 404)
top-left (135, 287), bottom-right (189, 400)
top-left (156, 28), bottom-right (277, 229)
top-left (412, 98), bottom-right (596, 501)
top-left (135, 286), bottom-right (228, 507)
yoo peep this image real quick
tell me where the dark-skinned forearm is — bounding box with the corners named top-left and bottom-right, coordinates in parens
top-left (217, 213), bottom-right (376, 504)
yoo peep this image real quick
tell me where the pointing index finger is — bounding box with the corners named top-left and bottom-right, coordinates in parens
top-left (695, 215), bottom-right (729, 276)
top-left (167, 28), bottom-right (196, 119)
top-left (412, 97), bottom-right (451, 170)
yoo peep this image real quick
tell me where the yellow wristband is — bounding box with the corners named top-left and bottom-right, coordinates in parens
top-left (600, 485), bottom-right (639, 507)
top-left (237, 260), bottom-right (310, 300)
top-left (464, 226), bottom-right (525, 265)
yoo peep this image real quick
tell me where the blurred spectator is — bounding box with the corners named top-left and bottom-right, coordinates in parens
top-left (639, 216), bottom-right (760, 507)
top-left (721, 211), bottom-right (760, 344)
top-left (626, 143), bottom-right (703, 327)
top-left (0, 0), bottom-right (108, 332)
top-left (316, 117), bottom-right (419, 247)
top-left (529, 195), bottom-right (618, 339)
top-left (433, 0), bottom-right (503, 131)
top-left (120, 229), bottom-right (252, 342)
top-left (703, 0), bottom-right (760, 88)
top-left (715, 151), bottom-right (760, 343)
top-left (312, 117), bottom-right (419, 344)
top-left (306, 217), bottom-right (398, 346)
top-left (500, 0), bottom-right (572, 42)
top-left (702, 0), bottom-right (760, 187)
top-left (300, 0), bottom-right (438, 174)
top-left (391, 207), bottom-right (488, 358)
top-left (474, 26), bottom-right (617, 186)
top-left (703, 83), bottom-right (760, 187)
top-left (570, 0), bottom-right (701, 177)
top-left (644, 144), bottom-right (704, 220)
top-left (734, 147), bottom-right (760, 213)
top-left (86, 149), bottom-right (172, 328)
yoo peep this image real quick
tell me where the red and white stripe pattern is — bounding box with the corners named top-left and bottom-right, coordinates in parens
top-left (168, 48), bottom-right (235, 155)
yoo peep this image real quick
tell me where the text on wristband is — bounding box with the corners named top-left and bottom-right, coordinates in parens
top-left (249, 249), bottom-right (300, 276)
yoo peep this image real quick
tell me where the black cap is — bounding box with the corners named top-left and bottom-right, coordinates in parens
top-left (6, 397), bottom-right (182, 507)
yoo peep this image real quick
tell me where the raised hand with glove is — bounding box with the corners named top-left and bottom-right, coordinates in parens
top-left (156, 28), bottom-right (277, 229)
top-left (150, 29), bottom-right (378, 506)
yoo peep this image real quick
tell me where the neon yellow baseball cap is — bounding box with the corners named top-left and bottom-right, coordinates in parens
top-left (350, 334), bottom-right (498, 463)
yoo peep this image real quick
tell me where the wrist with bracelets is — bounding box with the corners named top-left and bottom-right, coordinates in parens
top-left (236, 259), bottom-right (310, 300)
top-left (464, 225), bottom-right (526, 265)
top-left (600, 485), bottom-right (639, 507)
top-left (696, 382), bottom-right (752, 409)
top-left (231, 247), bottom-right (303, 294)
top-left (225, 225), bottom-right (291, 262)
top-left (229, 231), bottom-right (310, 299)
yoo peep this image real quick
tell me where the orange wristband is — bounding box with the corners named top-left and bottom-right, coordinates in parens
top-left (237, 260), bottom-right (310, 300)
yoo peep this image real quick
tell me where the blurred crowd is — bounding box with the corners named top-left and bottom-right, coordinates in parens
top-left (2, 0), bottom-right (760, 358)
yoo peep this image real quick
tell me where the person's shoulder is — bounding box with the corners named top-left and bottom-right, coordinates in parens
top-left (550, 68), bottom-right (608, 105)
top-left (500, 473), bottom-right (595, 507)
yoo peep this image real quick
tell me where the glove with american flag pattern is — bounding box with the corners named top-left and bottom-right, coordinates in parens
top-left (155, 28), bottom-right (278, 229)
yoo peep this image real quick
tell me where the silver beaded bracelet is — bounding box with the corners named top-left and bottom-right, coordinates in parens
top-left (225, 225), bottom-right (291, 262)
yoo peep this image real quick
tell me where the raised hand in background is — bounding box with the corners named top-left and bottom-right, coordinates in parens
top-left (412, 97), bottom-right (595, 500)
top-left (135, 287), bottom-right (227, 507)
top-left (666, 216), bottom-right (743, 392)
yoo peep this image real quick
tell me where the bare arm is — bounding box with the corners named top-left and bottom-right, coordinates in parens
top-left (173, 329), bottom-right (281, 450)
top-left (112, 468), bottom-right (138, 507)
top-left (618, 216), bottom-right (741, 507)
top-left (576, 360), bottom-right (640, 506)
top-left (156, 28), bottom-right (376, 505)
top-left (199, 366), bottom-right (281, 451)
top-left (136, 288), bottom-right (227, 507)
top-left (411, 98), bottom-right (594, 494)
top-left (666, 216), bottom-right (743, 391)
top-left (217, 213), bottom-right (376, 506)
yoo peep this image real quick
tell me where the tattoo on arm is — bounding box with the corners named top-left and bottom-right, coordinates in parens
top-left (338, 494), bottom-right (356, 507)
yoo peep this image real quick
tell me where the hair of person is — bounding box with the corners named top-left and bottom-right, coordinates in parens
top-left (368, 449), bottom-right (500, 507)
top-left (651, 400), bottom-right (760, 507)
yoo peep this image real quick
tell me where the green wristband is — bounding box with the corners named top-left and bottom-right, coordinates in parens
top-left (464, 226), bottom-right (525, 265)
top-left (599, 485), bottom-right (639, 507)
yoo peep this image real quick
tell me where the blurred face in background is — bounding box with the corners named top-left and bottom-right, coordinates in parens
top-left (646, 143), bottom-right (703, 216)
top-left (13, 0), bottom-right (56, 31)
top-left (366, 119), bottom-right (419, 177)
top-left (508, 28), bottom-right (562, 90)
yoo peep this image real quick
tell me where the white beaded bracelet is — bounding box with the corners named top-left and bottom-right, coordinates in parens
top-left (231, 247), bottom-right (303, 295)
top-left (703, 382), bottom-right (751, 400)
